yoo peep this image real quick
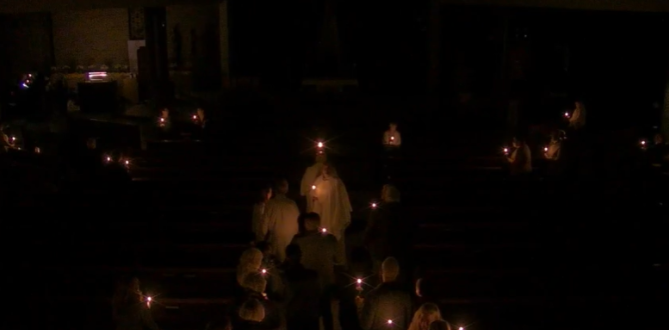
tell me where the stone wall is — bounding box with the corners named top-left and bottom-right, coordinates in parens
top-left (51, 8), bottom-right (129, 67)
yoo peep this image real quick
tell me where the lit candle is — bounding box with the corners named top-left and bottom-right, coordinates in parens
top-left (356, 278), bottom-right (363, 293)
top-left (321, 228), bottom-right (327, 233)
top-left (160, 118), bottom-right (165, 123)
top-left (261, 268), bottom-right (267, 275)
top-left (317, 141), bottom-right (324, 149)
top-left (459, 327), bottom-right (464, 330)
top-left (544, 146), bottom-right (548, 152)
top-left (356, 278), bottom-right (362, 284)
top-left (503, 147), bottom-right (509, 154)
top-left (146, 296), bottom-right (152, 308)
top-left (641, 140), bottom-right (647, 146)
top-left (564, 112), bottom-right (570, 118)
top-left (312, 185), bottom-right (316, 190)
top-left (371, 202), bottom-right (377, 209)
top-left (387, 320), bottom-right (393, 325)
top-left (11, 136), bottom-right (16, 142)
top-left (124, 159), bottom-right (130, 166)
top-left (390, 136), bottom-right (395, 144)
top-left (192, 114), bottom-right (197, 120)
top-left (106, 156), bottom-right (111, 162)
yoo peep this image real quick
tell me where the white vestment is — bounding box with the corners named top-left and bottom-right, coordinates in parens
top-left (311, 176), bottom-right (352, 239)
top-left (262, 194), bottom-right (300, 262)
top-left (300, 163), bottom-right (324, 211)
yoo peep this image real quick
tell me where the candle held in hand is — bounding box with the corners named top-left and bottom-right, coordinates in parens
top-left (146, 296), bottom-right (152, 308)
top-left (544, 147), bottom-right (548, 152)
top-left (192, 115), bottom-right (197, 120)
top-left (356, 278), bottom-right (362, 284)
top-left (312, 185), bottom-right (316, 190)
top-left (160, 118), bottom-right (165, 123)
top-left (387, 320), bottom-right (393, 325)
top-left (564, 112), bottom-right (570, 118)
top-left (503, 147), bottom-right (509, 154)
top-left (317, 141), bottom-right (324, 148)
top-left (321, 228), bottom-right (327, 233)
top-left (371, 202), bottom-right (377, 209)
top-left (261, 268), bottom-right (267, 274)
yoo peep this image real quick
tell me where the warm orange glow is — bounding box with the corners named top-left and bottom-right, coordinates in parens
top-left (387, 320), bottom-right (393, 325)
top-left (317, 141), bottom-right (324, 148)
top-left (321, 228), bottom-right (327, 233)
top-left (311, 185), bottom-right (316, 190)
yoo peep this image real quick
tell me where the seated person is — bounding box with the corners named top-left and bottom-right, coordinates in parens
top-left (383, 122), bottom-right (402, 148)
top-left (506, 137), bottom-right (532, 175)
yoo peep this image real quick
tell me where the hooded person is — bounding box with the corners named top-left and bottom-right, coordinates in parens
top-left (261, 179), bottom-right (300, 262)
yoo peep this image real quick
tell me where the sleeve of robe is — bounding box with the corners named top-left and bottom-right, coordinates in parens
top-left (300, 168), bottom-right (312, 196)
top-left (337, 180), bottom-right (353, 227)
top-left (261, 201), bottom-right (275, 242)
top-left (252, 202), bottom-right (265, 242)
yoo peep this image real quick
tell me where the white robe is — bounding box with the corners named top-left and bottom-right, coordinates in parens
top-left (262, 194), bottom-right (300, 262)
top-left (300, 163), bottom-right (324, 211)
top-left (310, 176), bottom-right (352, 239)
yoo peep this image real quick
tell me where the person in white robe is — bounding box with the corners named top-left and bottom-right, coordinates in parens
top-left (506, 137), bottom-right (532, 175)
top-left (251, 186), bottom-right (273, 242)
top-left (261, 179), bottom-right (300, 262)
top-left (310, 164), bottom-right (352, 264)
top-left (382, 122), bottom-right (402, 147)
top-left (301, 153), bottom-right (327, 212)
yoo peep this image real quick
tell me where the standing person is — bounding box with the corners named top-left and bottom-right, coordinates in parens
top-left (357, 257), bottom-right (412, 330)
top-left (568, 101), bottom-right (586, 130)
top-left (311, 164), bottom-right (352, 264)
top-left (279, 244), bottom-right (321, 330)
top-left (301, 153), bottom-right (327, 212)
top-left (382, 122), bottom-right (402, 148)
top-left (252, 186), bottom-right (273, 242)
top-left (262, 179), bottom-right (300, 262)
top-left (290, 213), bottom-right (341, 330)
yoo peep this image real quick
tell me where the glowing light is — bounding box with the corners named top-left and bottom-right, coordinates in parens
top-left (11, 136), bottom-right (16, 141)
top-left (160, 118), bottom-right (165, 123)
top-left (192, 115), bottom-right (197, 120)
top-left (390, 136), bottom-right (395, 140)
top-left (147, 296), bottom-right (152, 302)
top-left (35, 147), bottom-right (41, 154)
top-left (564, 112), bottom-right (570, 118)
top-left (124, 159), bottom-right (129, 165)
top-left (387, 320), bottom-right (393, 325)
top-left (88, 72), bottom-right (108, 81)
top-left (261, 268), bottom-right (267, 274)
top-left (459, 327), bottom-right (464, 330)
top-left (106, 156), bottom-right (111, 162)
top-left (371, 203), bottom-right (377, 209)
top-left (503, 147), bottom-right (508, 154)
top-left (311, 185), bottom-right (316, 190)
top-left (641, 140), bottom-right (646, 146)
top-left (544, 147), bottom-right (548, 152)
top-left (317, 141), bottom-right (324, 148)
top-left (321, 228), bottom-right (327, 233)
top-left (356, 278), bottom-right (362, 284)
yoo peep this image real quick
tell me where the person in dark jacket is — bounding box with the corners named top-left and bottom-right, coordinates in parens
top-left (236, 298), bottom-right (267, 330)
top-left (357, 257), bottom-right (412, 330)
top-left (279, 244), bottom-right (321, 330)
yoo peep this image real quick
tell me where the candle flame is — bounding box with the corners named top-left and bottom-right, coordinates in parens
top-left (317, 141), bottom-right (324, 148)
top-left (544, 147), bottom-right (548, 152)
top-left (261, 268), bottom-right (267, 274)
top-left (390, 136), bottom-right (395, 140)
top-left (106, 156), bottom-right (111, 162)
top-left (321, 228), bottom-right (327, 233)
top-left (357, 278), bottom-right (362, 284)
top-left (503, 148), bottom-right (508, 153)
top-left (371, 203), bottom-right (377, 208)
top-left (193, 115), bottom-right (197, 119)
top-left (124, 159), bottom-right (129, 165)
top-left (311, 185), bottom-right (316, 190)
top-left (641, 140), bottom-right (646, 145)
top-left (147, 296), bottom-right (152, 301)
top-left (387, 320), bottom-right (393, 325)
top-left (564, 112), bottom-right (570, 118)
top-left (160, 118), bottom-right (165, 122)
top-left (459, 327), bottom-right (464, 330)
top-left (11, 136), bottom-right (16, 141)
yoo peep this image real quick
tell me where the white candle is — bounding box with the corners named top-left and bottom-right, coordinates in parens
top-left (146, 296), bottom-right (152, 308)
top-left (356, 278), bottom-right (362, 284)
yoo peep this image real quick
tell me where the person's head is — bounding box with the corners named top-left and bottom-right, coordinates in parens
top-left (381, 184), bottom-right (401, 203)
top-left (275, 179), bottom-right (289, 195)
top-left (285, 244), bottom-right (302, 263)
top-left (196, 108), bottom-right (205, 119)
top-left (205, 317), bottom-right (232, 330)
top-left (242, 272), bottom-right (267, 294)
top-left (239, 248), bottom-right (263, 270)
top-left (238, 298), bottom-right (265, 322)
top-left (428, 320), bottom-right (451, 330)
top-left (389, 122), bottom-right (398, 131)
top-left (408, 303), bottom-right (442, 330)
top-left (259, 186), bottom-right (272, 203)
top-left (86, 138), bottom-right (97, 149)
top-left (654, 133), bottom-right (664, 145)
top-left (511, 137), bottom-right (524, 148)
top-left (381, 257), bottom-right (400, 282)
top-left (304, 212), bottom-right (321, 231)
top-left (321, 163), bottom-right (338, 178)
top-left (160, 108), bottom-right (169, 118)
top-left (315, 152), bottom-right (327, 164)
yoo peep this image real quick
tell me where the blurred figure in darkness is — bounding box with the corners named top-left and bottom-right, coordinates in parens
top-left (544, 130), bottom-right (565, 176)
top-left (261, 179), bottom-right (300, 263)
top-left (252, 185), bottom-right (273, 242)
top-left (280, 244), bottom-right (321, 330)
top-left (649, 133), bottom-right (669, 166)
top-left (568, 101), bottom-right (586, 130)
top-left (112, 277), bottom-right (160, 330)
top-left (1, 125), bottom-right (17, 152)
top-left (408, 303), bottom-right (442, 330)
top-left (364, 185), bottom-right (411, 278)
top-left (383, 122), bottom-right (402, 148)
top-left (236, 298), bottom-right (266, 330)
top-left (157, 107), bottom-right (172, 134)
top-left (237, 248), bottom-right (264, 288)
top-left (357, 257), bottom-right (412, 330)
top-left (506, 137), bottom-right (532, 176)
top-left (236, 272), bottom-right (281, 330)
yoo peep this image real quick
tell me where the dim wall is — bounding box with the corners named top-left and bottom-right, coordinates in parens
top-left (51, 8), bottom-right (129, 67)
